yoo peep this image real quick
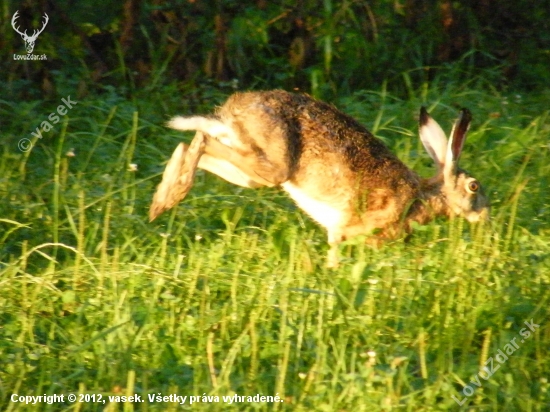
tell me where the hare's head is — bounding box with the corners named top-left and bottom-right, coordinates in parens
top-left (419, 107), bottom-right (489, 222)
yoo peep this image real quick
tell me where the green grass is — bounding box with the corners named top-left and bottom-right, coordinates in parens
top-left (0, 82), bottom-right (549, 411)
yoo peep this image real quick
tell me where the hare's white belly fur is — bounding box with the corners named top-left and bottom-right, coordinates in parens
top-left (281, 182), bottom-right (344, 230)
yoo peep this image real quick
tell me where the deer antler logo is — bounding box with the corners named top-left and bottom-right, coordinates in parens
top-left (12, 11), bottom-right (49, 54)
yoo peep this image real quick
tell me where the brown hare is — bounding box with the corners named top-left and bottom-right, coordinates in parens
top-left (150, 90), bottom-right (489, 266)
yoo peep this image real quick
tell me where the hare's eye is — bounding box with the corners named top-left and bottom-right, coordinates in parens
top-left (467, 180), bottom-right (479, 193)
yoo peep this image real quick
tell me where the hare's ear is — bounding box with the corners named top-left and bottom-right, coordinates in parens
top-left (444, 108), bottom-right (472, 176)
top-left (446, 108), bottom-right (472, 163)
top-left (419, 107), bottom-right (448, 170)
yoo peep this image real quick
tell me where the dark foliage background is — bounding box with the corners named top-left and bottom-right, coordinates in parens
top-left (2, 0), bottom-right (549, 101)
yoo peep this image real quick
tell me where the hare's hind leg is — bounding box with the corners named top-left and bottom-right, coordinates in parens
top-left (167, 115), bottom-right (289, 186)
top-left (197, 153), bottom-right (265, 188)
top-left (149, 132), bottom-right (206, 221)
top-left (202, 136), bottom-right (288, 187)
top-left (150, 131), bottom-right (273, 221)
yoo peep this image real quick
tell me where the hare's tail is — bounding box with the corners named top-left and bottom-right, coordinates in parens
top-left (167, 116), bottom-right (234, 141)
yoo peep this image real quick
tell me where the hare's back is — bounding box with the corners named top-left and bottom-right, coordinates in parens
top-left (291, 94), bottom-right (418, 191)
top-left (219, 90), bottom-right (416, 190)
top-left (223, 91), bottom-right (403, 165)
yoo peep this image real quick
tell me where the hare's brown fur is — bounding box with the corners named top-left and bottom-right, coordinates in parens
top-left (150, 90), bottom-right (489, 266)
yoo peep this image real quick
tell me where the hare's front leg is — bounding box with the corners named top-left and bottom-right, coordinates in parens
top-left (326, 230), bottom-right (344, 268)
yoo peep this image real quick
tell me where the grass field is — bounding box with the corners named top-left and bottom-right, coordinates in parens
top-left (1, 82), bottom-right (549, 411)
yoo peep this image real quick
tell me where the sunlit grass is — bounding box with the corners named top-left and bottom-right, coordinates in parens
top-left (0, 82), bottom-right (549, 411)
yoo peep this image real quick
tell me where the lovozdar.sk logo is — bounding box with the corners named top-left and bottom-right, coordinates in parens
top-left (12, 10), bottom-right (49, 60)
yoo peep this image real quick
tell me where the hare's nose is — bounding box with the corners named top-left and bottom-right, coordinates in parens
top-left (467, 207), bottom-right (489, 223)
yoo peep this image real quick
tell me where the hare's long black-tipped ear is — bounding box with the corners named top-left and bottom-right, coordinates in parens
top-left (419, 107), bottom-right (448, 171)
top-left (448, 108), bottom-right (472, 162)
top-left (443, 108), bottom-right (472, 179)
